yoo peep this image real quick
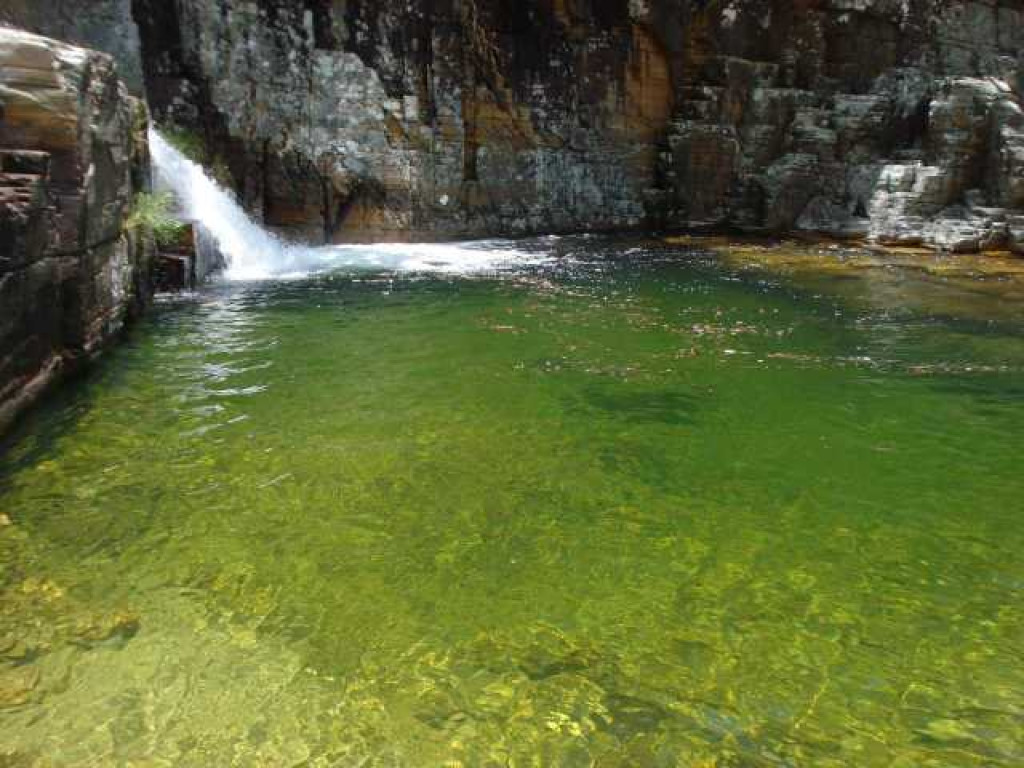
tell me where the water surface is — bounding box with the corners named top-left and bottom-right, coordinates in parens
top-left (1, 238), bottom-right (1022, 766)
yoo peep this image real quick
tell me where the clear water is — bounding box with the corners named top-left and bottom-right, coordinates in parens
top-left (1, 238), bottom-right (1023, 766)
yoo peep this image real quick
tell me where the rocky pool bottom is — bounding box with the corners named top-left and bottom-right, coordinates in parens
top-left (1, 238), bottom-right (1022, 766)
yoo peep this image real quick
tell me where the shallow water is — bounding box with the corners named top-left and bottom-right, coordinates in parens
top-left (1, 238), bottom-right (1023, 766)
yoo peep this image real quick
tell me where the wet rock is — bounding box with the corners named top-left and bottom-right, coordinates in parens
top-left (155, 222), bottom-right (214, 291)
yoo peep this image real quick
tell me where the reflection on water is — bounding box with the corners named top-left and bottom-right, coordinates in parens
top-left (1, 238), bottom-right (1023, 766)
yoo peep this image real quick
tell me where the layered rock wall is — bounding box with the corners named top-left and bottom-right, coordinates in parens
top-left (132, 0), bottom-right (1024, 250)
top-left (0, 27), bottom-right (154, 433)
top-left (0, 0), bottom-right (144, 93)
top-left (664, 0), bottom-right (1024, 252)
top-left (133, 0), bottom-right (677, 241)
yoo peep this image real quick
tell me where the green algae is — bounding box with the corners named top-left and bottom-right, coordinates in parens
top-left (0, 238), bottom-right (1022, 766)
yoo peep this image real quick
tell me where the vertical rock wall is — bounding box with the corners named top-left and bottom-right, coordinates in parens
top-left (133, 0), bottom-right (680, 242)
top-left (131, 0), bottom-right (1024, 250)
top-left (2, 1), bottom-right (1021, 250)
top-left (662, 0), bottom-right (1024, 251)
top-left (0, 27), bottom-right (154, 433)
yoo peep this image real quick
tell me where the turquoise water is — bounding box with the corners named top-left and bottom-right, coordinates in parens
top-left (1, 239), bottom-right (1022, 766)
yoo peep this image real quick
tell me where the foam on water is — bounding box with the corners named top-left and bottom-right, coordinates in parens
top-left (149, 129), bottom-right (544, 280)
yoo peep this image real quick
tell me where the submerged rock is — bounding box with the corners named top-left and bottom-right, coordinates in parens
top-left (70, 612), bottom-right (141, 649)
top-left (0, 665), bottom-right (40, 710)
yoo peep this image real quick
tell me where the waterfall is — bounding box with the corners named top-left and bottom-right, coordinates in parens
top-left (150, 130), bottom-right (289, 280)
top-left (148, 129), bottom-right (543, 281)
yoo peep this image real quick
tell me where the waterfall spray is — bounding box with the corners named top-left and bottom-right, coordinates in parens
top-left (148, 129), bottom-right (543, 281)
top-left (149, 129), bottom-right (296, 280)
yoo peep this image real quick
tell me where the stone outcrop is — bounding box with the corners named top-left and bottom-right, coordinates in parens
top-left (0, 27), bottom-right (154, 433)
top-left (0, 0), bottom-right (144, 94)
top-left (127, 0), bottom-right (1024, 251)
top-left (154, 222), bottom-right (224, 291)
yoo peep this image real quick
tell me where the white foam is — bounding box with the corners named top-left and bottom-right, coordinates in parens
top-left (149, 129), bottom-right (545, 281)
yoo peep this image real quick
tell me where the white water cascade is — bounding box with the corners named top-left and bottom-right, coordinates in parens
top-left (149, 129), bottom-right (544, 281)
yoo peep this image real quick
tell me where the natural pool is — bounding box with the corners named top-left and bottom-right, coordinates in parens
top-left (1, 238), bottom-right (1022, 766)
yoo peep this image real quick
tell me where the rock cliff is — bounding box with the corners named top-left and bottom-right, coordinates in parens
top-left (128, 0), bottom-right (1023, 250)
top-left (0, 27), bottom-right (154, 433)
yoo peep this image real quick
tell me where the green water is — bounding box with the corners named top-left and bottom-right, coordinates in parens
top-left (1, 239), bottom-right (1023, 766)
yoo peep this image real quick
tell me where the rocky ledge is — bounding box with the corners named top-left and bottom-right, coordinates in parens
top-left (0, 27), bottom-right (154, 434)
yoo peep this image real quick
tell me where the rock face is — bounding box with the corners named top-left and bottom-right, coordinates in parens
top-left (0, 27), bottom-right (154, 433)
top-left (2, 2), bottom-right (1020, 250)
top-left (0, 0), bottom-right (144, 93)
top-left (127, 0), bottom-right (1024, 250)
top-left (134, 0), bottom-right (675, 242)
